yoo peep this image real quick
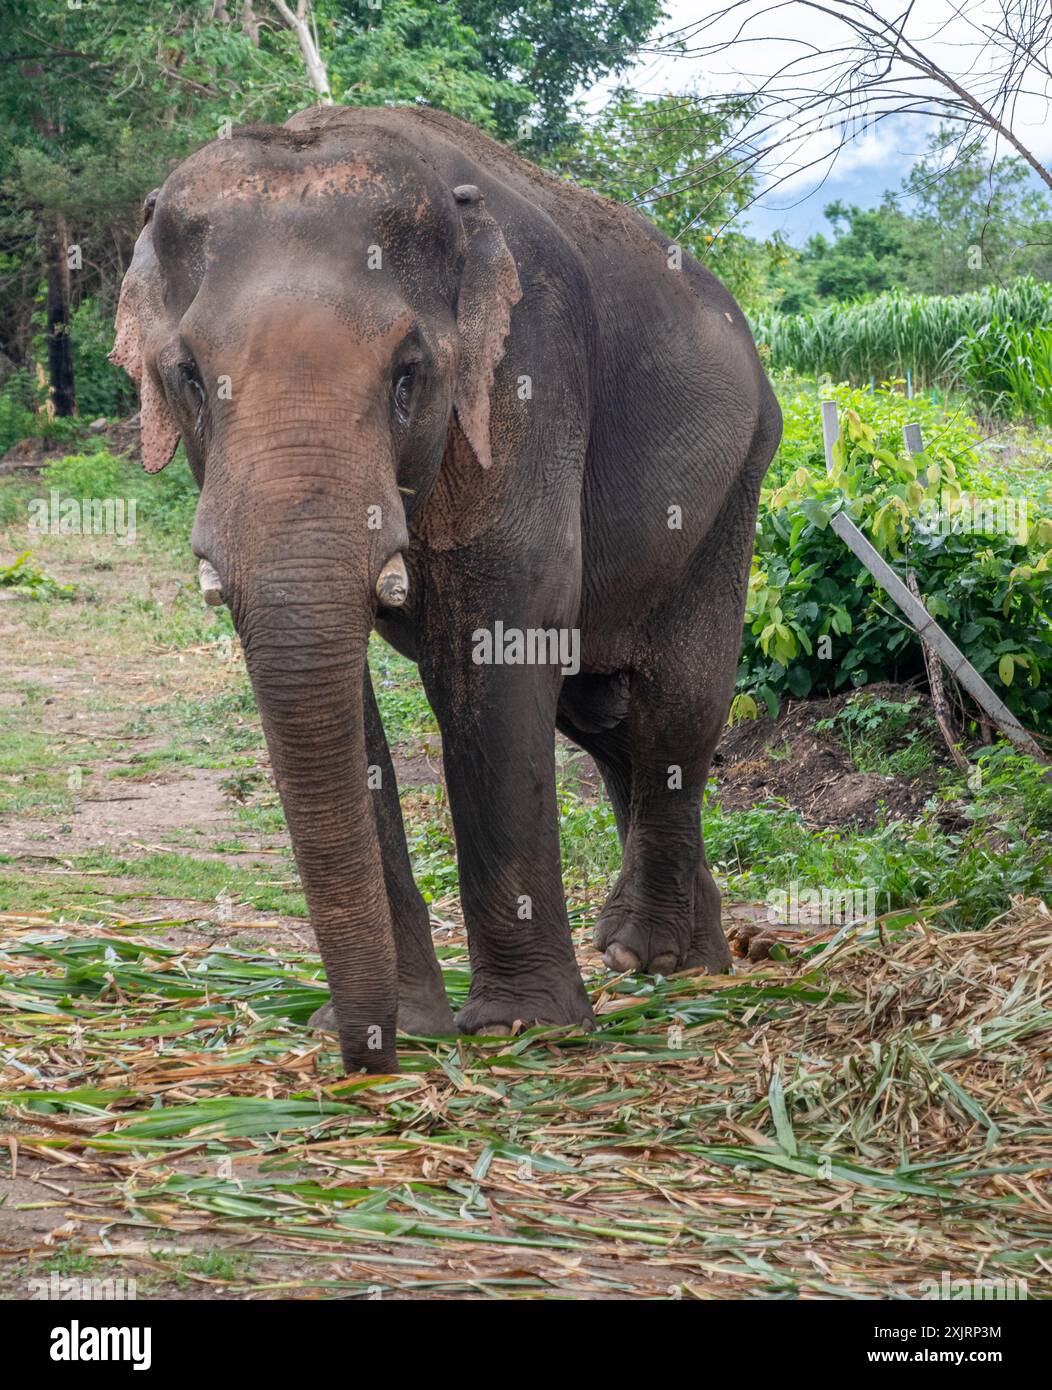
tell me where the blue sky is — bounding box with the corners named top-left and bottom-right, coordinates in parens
top-left (729, 123), bottom-right (937, 246)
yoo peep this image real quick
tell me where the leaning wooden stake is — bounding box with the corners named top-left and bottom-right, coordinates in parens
top-left (901, 423), bottom-right (967, 772)
top-left (820, 401), bottom-right (1047, 762)
top-left (906, 571), bottom-right (968, 772)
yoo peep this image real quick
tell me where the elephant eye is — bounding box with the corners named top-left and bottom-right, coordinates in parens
top-left (179, 360), bottom-right (203, 397)
top-left (178, 360), bottom-right (206, 429)
top-left (393, 365), bottom-right (416, 423)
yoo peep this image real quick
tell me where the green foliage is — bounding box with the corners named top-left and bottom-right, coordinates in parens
top-left (0, 0), bottom-right (304, 381)
top-left (0, 369), bottom-right (86, 453)
top-left (705, 744), bottom-right (1052, 930)
top-left (557, 785), bottom-right (621, 893)
top-left (742, 385), bottom-right (1052, 728)
top-left (451, 0), bottom-right (665, 149)
top-left (43, 448), bottom-right (199, 541)
top-left (769, 131), bottom-right (1052, 312)
top-left (70, 298), bottom-right (136, 420)
top-left (949, 318), bottom-right (1052, 426)
top-left (774, 201), bottom-right (908, 313)
top-left (553, 89), bottom-right (779, 313)
top-left (0, 550), bottom-right (74, 600)
top-left (369, 638), bottom-right (439, 740)
top-left (404, 805), bottom-right (460, 904)
top-left (755, 278), bottom-right (1052, 409)
top-left (815, 692), bottom-right (934, 777)
top-left (897, 131), bottom-right (1052, 294)
top-left (0, 369), bottom-right (39, 452)
top-left (328, 0), bottom-right (528, 134)
top-left (965, 743), bottom-right (1052, 833)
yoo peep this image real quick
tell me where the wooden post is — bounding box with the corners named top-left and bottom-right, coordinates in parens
top-left (902, 422), bottom-right (966, 769)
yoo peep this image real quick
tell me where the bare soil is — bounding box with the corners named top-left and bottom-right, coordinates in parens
top-left (713, 681), bottom-right (945, 827)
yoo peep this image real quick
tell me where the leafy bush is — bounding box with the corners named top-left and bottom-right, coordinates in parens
top-left (42, 448), bottom-right (198, 541)
top-left (70, 297), bottom-right (135, 420)
top-left (741, 384), bottom-right (1052, 729)
top-left (705, 744), bottom-right (1051, 930)
top-left (0, 369), bottom-right (83, 453)
top-left (815, 691), bottom-right (934, 777)
top-left (0, 551), bottom-right (74, 600)
top-left (0, 369), bottom-right (39, 452)
top-left (964, 742), bottom-right (1052, 834)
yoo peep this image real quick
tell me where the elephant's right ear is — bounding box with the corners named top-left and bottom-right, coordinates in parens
top-left (451, 185), bottom-right (522, 470)
top-left (109, 190), bottom-right (180, 474)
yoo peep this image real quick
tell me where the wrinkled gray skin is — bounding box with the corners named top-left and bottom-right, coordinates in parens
top-left (111, 105), bottom-right (781, 1074)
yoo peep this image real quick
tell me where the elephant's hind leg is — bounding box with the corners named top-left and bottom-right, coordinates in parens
top-left (310, 669), bottom-right (456, 1038)
top-left (590, 465), bottom-right (768, 977)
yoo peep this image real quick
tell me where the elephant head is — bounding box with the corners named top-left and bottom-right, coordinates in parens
top-left (110, 114), bottom-right (521, 1071)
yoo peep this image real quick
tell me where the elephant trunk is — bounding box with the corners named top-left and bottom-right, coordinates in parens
top-left (242, 557), bottom-right (397, 1071)
top-left (204, 423), bottom-right (405, 1073)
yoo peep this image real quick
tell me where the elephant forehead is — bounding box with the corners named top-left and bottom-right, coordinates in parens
top-left (182, 284), bottom-right (415, 360)
top-left (154, 149), bottom-right (457, 310)
top-left (162, 136), bottom-right (446, 230)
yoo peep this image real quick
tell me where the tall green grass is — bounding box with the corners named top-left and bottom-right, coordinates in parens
top-left (755, 277), bottom-right (1052, 419)
top-left (948, 317), bottom-right (1052, 424)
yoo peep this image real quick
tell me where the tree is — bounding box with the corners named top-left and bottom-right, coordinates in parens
top-left (770, 200), bottom-right (908, 311)
top-left (455, 0), bottom-right (665, 148)
top-left (0, 1), bottom-right (316, 412)
top-left (269, 0), bottom-right (332, 101)
top-left (326, 0), bottom-right (665, 148)
top-left (325, 0), bottom-right (528, 133)
top-left (897, 130), bottom-right (1052, 293)
top-left (555, 90), bottom-right (779, 312)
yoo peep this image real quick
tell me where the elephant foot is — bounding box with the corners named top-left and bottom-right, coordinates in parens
top-left (309, 1001), bottom-right (338, 1034)
top-left (309, 984), bottom-right (456, 1040)
top-left (455, 967), bottom-right (595, 1037)
top-left (595, 865), bottom-right (732, 976)
top-left (397, 986), bottom-right (457, 1037)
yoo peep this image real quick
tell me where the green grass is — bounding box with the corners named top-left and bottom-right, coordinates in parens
top-left (703, 749), bottom-right (1051, 930)
top-left (73, 849), bottom-right (304, 915)
top-left (950, 317), bottom-right (1052, 424)
top-left (815, 691), bottom-right (937, 777)
top-left (166, 1251), bottom-right (254, 1286)
top-left (369, 637), bottom-right (438, 740)
top-left (0, 849), bottom-right (304, 917)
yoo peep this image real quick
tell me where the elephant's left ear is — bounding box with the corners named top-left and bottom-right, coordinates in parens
top-left (109, 191), bottom-right (181, 474)
top-left (451, 185), bottom-right (522, 470)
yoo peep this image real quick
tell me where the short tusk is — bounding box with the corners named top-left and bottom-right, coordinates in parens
top-left (376, 552), bottom-right (409, 607)
top-left (198, 558), bottom-right (225, 607)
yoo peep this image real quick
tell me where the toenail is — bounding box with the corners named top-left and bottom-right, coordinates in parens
top-left (604, 944), bottom-right (642, 973)
top-left (650, 953), bottom-right (679, 975)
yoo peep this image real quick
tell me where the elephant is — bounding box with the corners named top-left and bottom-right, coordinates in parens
top-left (110, 104), bottom-right (782, 1074)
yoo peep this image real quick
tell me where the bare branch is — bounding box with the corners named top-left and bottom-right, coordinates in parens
top-left (268, 0), bottom-right (332, 103)
top-left (647, 0), bottom-right (1052, 207)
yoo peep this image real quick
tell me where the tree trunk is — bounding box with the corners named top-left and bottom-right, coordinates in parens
top-left (269, 0), bottom-right (332, 104)
top-left (241, 0), bottom-right (261, 45)
top-left (46, 211), bottom-right (75, 417)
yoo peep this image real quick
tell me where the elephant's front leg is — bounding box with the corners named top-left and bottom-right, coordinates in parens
top-left (310, 668), bottom-right (456, 1038)
top-left (418, 596), bottom-right (594, 1036)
